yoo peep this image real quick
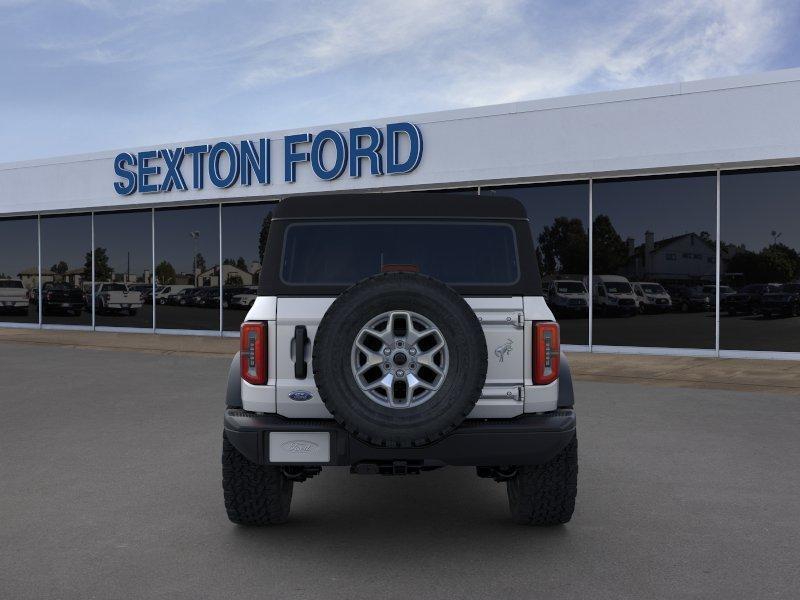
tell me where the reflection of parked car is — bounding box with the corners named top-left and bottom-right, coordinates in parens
top-left (127, 284), bottom-right (154, 304)
top-left (88, 283), bottom-right (143, 315)
top-left (156, 285), bottom-right (193, 305)
top-left (544, 280), bottom-right (588, 316)
top-left (222, 286), bottom-right (256, 309)
top-left (701, 285), bottom-right (735, 303)
top-left (230, 291), bottom-right (257, 309)
top-left (589, 275), bottom-right (637, 316)
top-left (723, 283), bottom-right (781, 316)
top-left (759, 283), bottom-right (800, 318)
top-left (0, 279), bottom-right (30, 315)
top-left (168, 287), bottom-right (198, 306)
top-left (41, 282), bottom-right (84, 315)
top-left (631, 282), bottom-right (671, 313)
top-left (190, 287), bottom-right (220, 308)
top-left (666, 285), bottom-right (711, 313)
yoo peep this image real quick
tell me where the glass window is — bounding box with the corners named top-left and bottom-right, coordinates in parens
top-left (93, 210), bottom-right (153, 329)
top-left (281, 221), bottom-right (520, 286)
top-left (0, 217), bottom-right (39, 324)
top-left (40, 214), bottom-right (92, 326)
top-left (721, 167), bottom-right (800, 352)
top-left (154, 205), bottom-right (220, 331)
top-left (483, 182), bottom-right (589, 346)
top-left (592, 173), bottom-right (716, 349)
top-left (221, 202), bottom-right (276, 331)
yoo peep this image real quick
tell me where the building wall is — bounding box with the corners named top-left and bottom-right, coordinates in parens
top-left (3, 69), bottom-right (800, 215)
top-left (0, 70), bottom-right (799, 358)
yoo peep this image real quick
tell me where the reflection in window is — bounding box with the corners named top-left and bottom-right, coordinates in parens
top-left (155, 206), bottom-right (220, 331)
top-left (40, 214), bottom-right (92, 326)
top-left (721, 167), bottom-right (800, 352)
top-left (483, 182), bottom-right (589, 346)
top-left (592, 174), bottom-right (716, 349)
top-left (0, 217), bottom-right (39, 324)
top-left (221, 202), bottom-right (276, 331)
top-left (93, 210), bottom-right (153, 329)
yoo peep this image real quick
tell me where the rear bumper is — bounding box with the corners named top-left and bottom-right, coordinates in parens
top-left (223, 408), bottom-right (576, 467)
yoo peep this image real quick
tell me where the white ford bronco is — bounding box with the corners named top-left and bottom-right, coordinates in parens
top-left (222, 193), bottom-right (577, 526)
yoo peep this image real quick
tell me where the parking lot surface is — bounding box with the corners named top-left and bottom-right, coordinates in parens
top-left (1, 343), bottom-right (798, 600)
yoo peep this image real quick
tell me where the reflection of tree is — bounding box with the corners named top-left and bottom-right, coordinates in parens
top-left (195, 253), bottom-right (206, 273)
top-left (51, 261), bottom-right (68, 275)
top-left (226, 274), bottom-right (244, 286)
top-left (156, 261), bottom-right (177, 284)
top-left (592, 215), bottom-right (629, 274)
top-left (223, 256), bottom-right (249, 272)
top-left (727, 243), bottom-right (800, 284)
top-left (537, 217), bottom-right (588, 276)
top-left (84, 247), bottom-right (113, 282)
top-left (257, 213), bottom-right (273, 264)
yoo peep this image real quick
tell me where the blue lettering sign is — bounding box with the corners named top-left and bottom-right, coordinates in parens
top-left (349, 127), bottom-right (384, 177)
top-left (284, 133), bottom-right (311, 183)
top-left (113, 152), bottom-right (137, 195)
top-left (137, 150), bottom-right (160, 194)
top-left (113, 123), bottom-right (421, 195)
top-left (208, 142), bottom-right (240, 188)
top-left (386, 122), bottom-right (423, 175)
top-left (310, 130), bottom-right (347, 181)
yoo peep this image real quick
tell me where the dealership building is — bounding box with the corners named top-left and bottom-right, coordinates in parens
top-left (1, 68), bottom-right (799, 359)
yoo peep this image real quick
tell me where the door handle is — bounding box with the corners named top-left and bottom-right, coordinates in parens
top-left (294, 325), bottom-right (308, 379)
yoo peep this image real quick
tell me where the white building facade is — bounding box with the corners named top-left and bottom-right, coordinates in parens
top-left (1, 69), bottom-right (799, 358)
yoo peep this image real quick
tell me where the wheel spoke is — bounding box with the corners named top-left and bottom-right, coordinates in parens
top-left (352, 310), bottom-right (448, 409)
top-left (364, 327), bottom-right (393, 345)
top-left (407, 373), bottom-right (435, 394)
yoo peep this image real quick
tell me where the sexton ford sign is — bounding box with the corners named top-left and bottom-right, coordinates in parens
top-left (112, 122), bottom-right (423, 196)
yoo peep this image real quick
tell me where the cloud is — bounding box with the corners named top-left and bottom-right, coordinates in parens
top-left (0, 0), bottom-right (795, 162)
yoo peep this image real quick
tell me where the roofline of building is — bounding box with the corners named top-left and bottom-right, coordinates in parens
top-left (3, 67), bottom-right (800, 171)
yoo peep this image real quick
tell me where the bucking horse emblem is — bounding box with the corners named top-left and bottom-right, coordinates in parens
top-left (494, 338), bottom-right (514, 362)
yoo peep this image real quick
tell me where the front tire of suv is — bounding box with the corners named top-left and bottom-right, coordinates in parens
top-left (507, 434), bottom-right (577, 526)
top-left (222, 432), bottom-right (293, 525)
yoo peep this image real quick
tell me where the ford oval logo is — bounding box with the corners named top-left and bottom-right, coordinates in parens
top-left (288, 390), bottom-right (313, 402)
top-left (281, 440), bottom-right (319, 454)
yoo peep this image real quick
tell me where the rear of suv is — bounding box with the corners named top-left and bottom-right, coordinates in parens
top-left (222, 193), bottom-right (577, 526)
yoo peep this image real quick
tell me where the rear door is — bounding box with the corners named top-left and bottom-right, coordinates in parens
top-left (466, 297), bottom-right (525, 418)
top-left (274, 296), bottom-right (526, 419)
top-left (274, 297), bottom-right (336, 418)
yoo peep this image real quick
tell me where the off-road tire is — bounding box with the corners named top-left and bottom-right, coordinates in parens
top-left (313, 272), bottom-right (487, 448)
top-left (222, 432), bottom-right (293, 525)
top-left (507, 434), bottom-right (578, 526)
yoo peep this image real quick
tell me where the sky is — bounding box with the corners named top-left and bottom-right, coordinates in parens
top-left (1, 0), bottom-right (799, 164)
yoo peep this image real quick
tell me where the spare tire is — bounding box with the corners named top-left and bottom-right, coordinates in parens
top-left (313, 272), bottom-right (487, 448)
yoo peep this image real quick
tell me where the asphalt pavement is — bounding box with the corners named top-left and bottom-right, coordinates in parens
top-left (0, 343), bottom-right (798, 599)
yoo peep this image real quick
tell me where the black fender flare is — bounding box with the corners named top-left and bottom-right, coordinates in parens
top-left (226, 352), bottom-right (242, 409)
top-left (557, 352), bottom-right (574, 408)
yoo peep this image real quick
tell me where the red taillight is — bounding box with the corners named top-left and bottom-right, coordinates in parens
top-left (240, 321), bottom-right (267, 385)
top-left (533, 322), bottom-right (560, 385)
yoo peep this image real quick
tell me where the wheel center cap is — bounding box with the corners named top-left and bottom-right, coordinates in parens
top-left (392, 352), bottom-right (408, 366)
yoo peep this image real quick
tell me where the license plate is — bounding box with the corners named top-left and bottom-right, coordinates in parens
top-left (269, 432), bottom-right (330, 463)
top-left (122, 304), bottom-right (129, 308)
top-left (61, 303), bottom-right (71, 307)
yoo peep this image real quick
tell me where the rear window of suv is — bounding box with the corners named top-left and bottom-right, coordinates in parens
top-left (281, 221), bottom-right (520, 286)
top-left (0, 280), bottom-right (23, 288)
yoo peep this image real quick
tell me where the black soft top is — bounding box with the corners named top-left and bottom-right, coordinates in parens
top-left (260, 192), bottom-right (541, 297)
top-left (271, 192), bottom-right (528, 220)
